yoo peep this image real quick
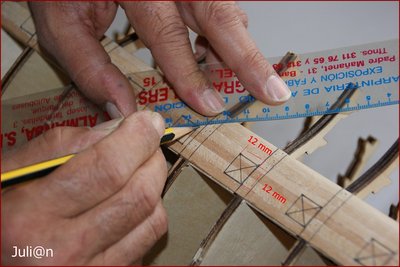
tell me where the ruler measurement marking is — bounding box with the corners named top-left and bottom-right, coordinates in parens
top-left (129, 40), bottom-right (398, 128)
top-left (2, 40), bottom-right (398, 150)
top-left (167, 99), bottom-right (399, 127)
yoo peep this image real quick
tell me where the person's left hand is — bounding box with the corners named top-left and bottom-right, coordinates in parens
top-left (29, 1), bottom-right (291, 118)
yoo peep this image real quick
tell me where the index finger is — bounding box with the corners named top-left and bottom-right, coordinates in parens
top-left (192, 2), bottom-right (291, 105)
top-left (120, 1), bottom-right (225, 116)
top-left (30, 2), bottom-right (136, 117)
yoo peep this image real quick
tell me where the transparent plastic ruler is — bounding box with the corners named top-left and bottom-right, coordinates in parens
top-left (2, 40), bottom-right (398, 151)
top-left (128, 39), bottom-right (399, 127)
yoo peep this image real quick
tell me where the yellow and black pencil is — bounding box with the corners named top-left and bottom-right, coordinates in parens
top-left (1, 127), bottom-right (194, 188)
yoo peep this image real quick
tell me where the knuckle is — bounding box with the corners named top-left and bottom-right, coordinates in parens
top-left (203, 2), bottom-right (242, 32)
top-left (151, 206), bottom-right (168, 238)
top-left (73, 60), bottom-right (111, 91)
top-left (128, 154), bottom-right (167, 217)
top-left (238, 48), bottom-right (268, 74)
top-left (42, 127), bottom-right (93, 155)
top-left (180, 66), bottom-right (206, 90)
top-left (87, 112), bottom-right (162, 193)
top-left (70, 128), bottom-right (101, 150)
top-left (137, 3), bottom-right (189, 48)
top-left (144, 204), bottom-right (168, 243)
top-left (110, 201), bottom-right (135, 226)
top-left (169, 63), bottom-right (208, 98)
top-left (90, 144), bottom-right (128, 191)
top-left (132, 181), bottom-right (160, 217)
top-left (129, 112), bottom-right (160, 149)
top-left (98, 200), bottom-right (135, 235)
top-left (238, 9), bottom-right (249, 27)
top-left (40, 127), bottom-right (64, 150)
top-left (32, 3), bottom-right (83, 48)
top-left (149, 15), bottom-right (189, 50)
top-left (156, 151), bottom-right (168, 180)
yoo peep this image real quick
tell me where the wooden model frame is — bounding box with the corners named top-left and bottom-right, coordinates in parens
top-left (2, 2), bottom-right (399, 265)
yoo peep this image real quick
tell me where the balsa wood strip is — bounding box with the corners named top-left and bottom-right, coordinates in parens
top-left (2, 2), bottom-right (398, 265)
top-left (169, 124), bottom-right (398, 265)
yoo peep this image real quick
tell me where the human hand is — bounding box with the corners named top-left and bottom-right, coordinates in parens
top-left (1, 111), bottom-right (168, 265)
top-left (29, 1), bottom-right (291, 117)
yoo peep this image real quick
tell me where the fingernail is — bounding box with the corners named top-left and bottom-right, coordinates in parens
top-left (93, 118), bottom-right (124, 132)
top-left (202, 88), bottom-right (225, 113)
top-left (105, 102), bottom-right (124, 119)
top-left (150, 112), bottom-right (165, 138)
top-left (265, 75), bottom-right (291, 102)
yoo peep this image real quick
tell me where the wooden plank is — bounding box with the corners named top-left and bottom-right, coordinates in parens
top-left (2, 2), bottom-right (398, 265)
top-left (169, 123), bottom-right (398, 265)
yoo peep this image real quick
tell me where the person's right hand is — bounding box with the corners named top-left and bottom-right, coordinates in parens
top-left (2, 111), bottom-right (168, 265)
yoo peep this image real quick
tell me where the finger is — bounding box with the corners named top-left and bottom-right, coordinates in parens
top-left (178, 2), bottom-right (247, 64)
top-left (1, 118), bottom-right (122, 172)
top-left (177, 2), bottom-right (248, 34)
top-left (91, 202), bottom-right (167, 265)
top-left (29, 2), bottom-right (136, 117)
top-left (71, 149), bottom-right (167, 258)
top-left (191, 2), bottom-right (291, 105)
top-left (236, 5), bottom-right (249, 28)
top-left (120, 2), bottom-right (225, 116)
top-left (178, 2), bottom-right (246, 64)
top-left (29, 111), bottom-right (165, 217)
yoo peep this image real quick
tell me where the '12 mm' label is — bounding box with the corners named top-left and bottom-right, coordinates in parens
top-left (262, 183), bottom-right (286, 204)
top-left (248, 135), bottom-right (273, 155)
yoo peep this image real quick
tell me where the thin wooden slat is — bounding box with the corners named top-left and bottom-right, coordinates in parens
top-left (338, 136), bottom-right (379, 188)
top-left (169, 123), bottom-right (398, 265)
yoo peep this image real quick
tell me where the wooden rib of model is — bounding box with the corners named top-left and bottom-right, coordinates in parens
top-left (2, 2), bottom-right (398, 265)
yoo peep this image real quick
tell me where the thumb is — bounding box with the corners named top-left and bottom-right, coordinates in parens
top-left (30, 2), bottom-right (136, 117)
top-left (50, 28), bottom-right (137, 118)
top-left (2, 119), bottom-right (122, 172)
